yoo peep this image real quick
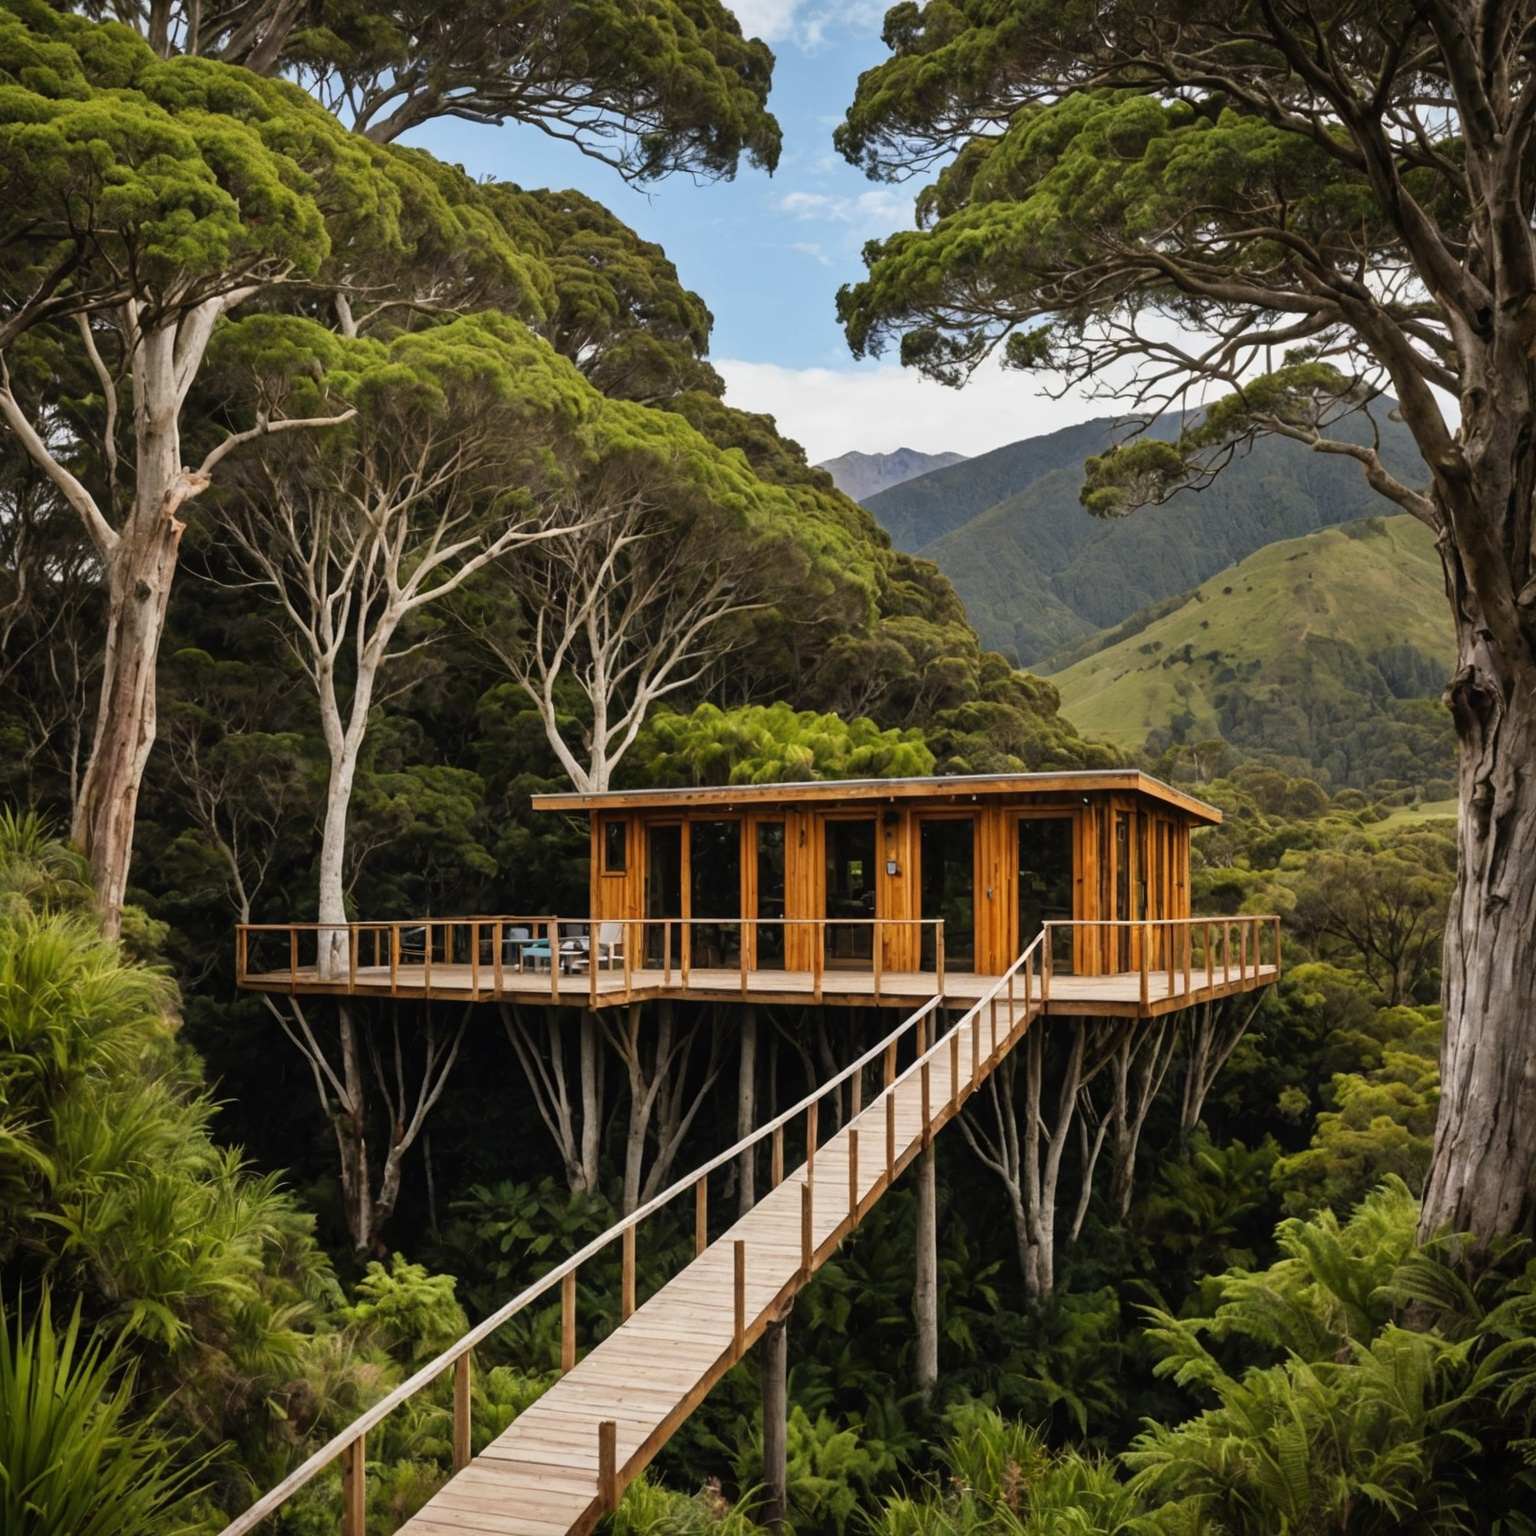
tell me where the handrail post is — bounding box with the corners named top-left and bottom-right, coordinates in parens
top-left (848, 1128), bottom-right (860, 1219)
top-left (289, 927), bottom-right (298, 987)
top-left (1182, 922), bottom-right (1192, 998)
top-left (390, 923), bottom-right (400, 990)
top-left (663, 920), bottom-right (672, 985)
top-left (1223, 922), bottom-right (1231, 985)
top-left (920, 1058), bottom-right (932, 1145)
top-left (470, 920), bottom-right (480, 995)
top-left (561, 1270), bottom-right (577, 1373)
top-left (1042, 924), bottom-right (1053, 995)
top-left (800, 1177), bottom-right (813, 1276)
top-left (599, 1420), bottom-right (618, 1514)
top-left (806, 1100), bottom-right (818, 1174)
top-left (1139, 922), bottom-right (1151, 1012)
top-left (621, 1225), bottom-right (636, 1320)
top-left (494, 920), bottom-right (505, 994)
top-left (740, 918), bottom-right (748, 997)
top-left (885, 1091), bottom-right (896, 1182)
top-left (771, 1126), bottom-right (784, 1188)
top-left (452, 1353), bottom-right (472, 1472)
top-left (884, 1040), bottom-right (896, 1087)
top-left (682, 918), bottom-right (691, 991)
top-left (341, 1434), bottom-right (365, 1536)
top-left (695, 1176), bottom-right (708, 1256)
top-left (972, 1005), bottom-right (981, 1084)
top-left (1274, 915), bottom-right (1282, 977)
top-left (873, 918), bottom-right (883, 1005)
top-left (349, 925), bottom-right (359, 989)
top-left (1205, 921), bottom-right (1216, 999)
top-left (950, 1030), bottom-right (960, 1110)
top-left (734, 1240), bottom-right (747, 1359)
top-left (936, 921), bottom-right (946, 998)
top-left (549, 918), bottom-right (559, 1002)
top-left (623, 917), bottom-right (633, 999)
top-left (811, 920), bottom-right (823, 1001)
top-left (424, 921), bottom-right (433, 995)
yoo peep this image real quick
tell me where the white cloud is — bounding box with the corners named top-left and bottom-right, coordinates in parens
top-left (789, 241), bottom-right (831, 265)
top-left (777, 188), bottom-right (912, 228)
top-left (716, 355), bottom-right (1111, 464)
top-left (730, 1), bottom-right (885, 48)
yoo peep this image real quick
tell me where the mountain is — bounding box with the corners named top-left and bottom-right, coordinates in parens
top-left (1044, 516), bottom-right (1456, 791)
top-left (816, 447), bottom-right (967, 502)
top-left (863, 411), bottom-right (1424, 665)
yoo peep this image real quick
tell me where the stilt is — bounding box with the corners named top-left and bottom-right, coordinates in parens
top-left (915, 1139), bottom-right (938, 1398)
top-left (762, 1314), bottom-right (789, 1530)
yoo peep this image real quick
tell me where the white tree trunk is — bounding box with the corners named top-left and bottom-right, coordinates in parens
top-left (914, 1142), bottom-right (938, 1397)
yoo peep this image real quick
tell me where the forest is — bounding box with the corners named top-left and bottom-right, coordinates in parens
top-left (3, 2), bottom-right (1536, 1534)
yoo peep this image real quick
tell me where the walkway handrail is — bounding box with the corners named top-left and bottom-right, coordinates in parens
top-left (218, 932), bottom-right (1047, 1536)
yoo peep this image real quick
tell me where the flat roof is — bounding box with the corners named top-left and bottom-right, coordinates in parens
top-left (531, 769), bottom-right (1222, 824)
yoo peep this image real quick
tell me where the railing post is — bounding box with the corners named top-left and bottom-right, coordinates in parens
top-left (682, 918), bottom-right (691, 991)
top-left (811, 920), bottom-right (823, 1001)
top-left (621, 1225), bottom-right (636, 1320)
top-left (390, 923), bottom-right (400, 990)
top-left (289, 927), bottom-right (298, 986)
top-left (740, 920), bottom-right (748, 996)
top-left (623, 918), bottom-right (634, 999)
top-left (453, 1352), bottom-right (472, 1472)
top-left (848, 1128), bottom-right (860, 1219)
top-left (936, 921), bottom-right (946, 998)
top-left (1223, 922), bottom-right (1231, 985)
top-left (734, 1240), bottom-right (747, 1359)
top-left (921, 1058), bottom-right (932, 1145)
top-left (800, 1177), bottom-right (813, 1276)
top-left (341, 1434), bottom-right (365, 1536)
top-left (873, 918), bottom-right (883, 1005)
top-left (599, 1420), bottom-right (618, 1513)
top-left (1042, 925), bottom-right (1053, 995)
top-left (664, 919), bottom-right (672, 985)
top-left (1139, 922), bottom-right (1151, 1012)
top-left (885, 1090), bottom-right (896, 1182)
top-left (549, 918), bottom-right (559, 1002)
top-left (494, 920), bottom-right (505, 994)
top-left (425, 922), bottom-right (434, 995)
top-left (695, 1176), bottom-right (708, 1257)
top-left (470, 920), bottom-right (480, 994)
top-left (1205, 921), bottom-right (1215, 999)
top-left (949, 1030), bottom-right (960, 1110)
top-left (806, 1100), bottom-right (818, 1174)
top-left (561, 1270), bottom-right (577, 1373)
top-left (1274, 915), bottom-right (1282, 976)
top-left (884, 1040), bottom-right (897, 1087)
top-left (989, 995), bottom-right (998, 1059)
top-left (972, 1005), bottom-right (981, 1083)
top-left (237, 925), bottom-right (248, 982)
top-left (771, 1125), bottom-right (784, 1188)
top-left (1182, 923), bottom-right (1192, 998)
top-left (1240, 920), bottom-right (1249, 983)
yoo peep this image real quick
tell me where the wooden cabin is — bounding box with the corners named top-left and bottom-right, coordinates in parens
top-left (531, 769), bottom-right (1219, 979)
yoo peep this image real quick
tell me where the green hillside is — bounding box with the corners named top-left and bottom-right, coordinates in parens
top-left (865, 412), bottom-right (1423, 664)
top-left (1046, 516), bottom-right (1457, 791)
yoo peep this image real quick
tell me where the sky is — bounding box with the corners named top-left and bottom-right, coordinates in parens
top-left (407, 3), bottom-right (1110, 464)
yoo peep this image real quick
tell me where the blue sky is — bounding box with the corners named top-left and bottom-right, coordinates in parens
top-left (408, 3), bottom-right (1103, 462)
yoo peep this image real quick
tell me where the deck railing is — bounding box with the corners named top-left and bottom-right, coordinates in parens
top-left (236, 916), bottom-right (950, 1005)
top-left (1042, 915), bottom-right (1281, 1008)
top-left (218, 934), bottom-right (1050, 1536)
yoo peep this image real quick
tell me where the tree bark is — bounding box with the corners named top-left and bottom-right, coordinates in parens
top-left (914, 1141), bottom-right (938, 1398)
top-left (761, 1314), bottom-right (789, 1531)
top-left (1421, 612), bottom-right (1536, 1241)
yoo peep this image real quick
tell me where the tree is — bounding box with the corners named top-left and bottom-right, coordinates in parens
top-left (838, 1), bottom-right (1536, 1244)
top-left (93, 0), bottom-right (782, 178)
top-left (0, 7), bottom-right (414, 932)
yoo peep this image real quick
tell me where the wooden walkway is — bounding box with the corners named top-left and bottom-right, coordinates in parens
top-left (402, 992), bottom-right (1031, 1536)
top-left (240, 961), bottom-right (1276, 1019)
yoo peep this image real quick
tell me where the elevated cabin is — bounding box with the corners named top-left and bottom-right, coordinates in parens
top-left (532, 770), bottom-right (1219, 980)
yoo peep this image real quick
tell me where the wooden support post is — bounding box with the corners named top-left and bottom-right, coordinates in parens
top-left (695, 1177), bottom-right (708, 1257)
top-left (493, 920), bottom-right (505, 994)
top-left (884, 1041), bottom-right (897, 1087)
top-left (771, 1125), bottom-right (783, 1189)
top-left (1139, 922), bottom-right (1151, 1012)
top-left (424, 922), bottom-right (433, 995)
top-left (949, 1030), bottom-right (960, 1110)
top-left (971, 1008), bottom-right (980, 1085)
top-left (811, 921), bottom-right (823, 1001)
top-left (1182, 923), bottom-right (1192, 998)
top-left (850, 1054), bottom-right (863, 1120)
top-left (549, 919), bottom-right (559, 1001)
top-left (664, 920), bottom-right (672, 985)
top-left (390, 923), bottom-right (399, 990)
top-left (1223, 923), bottom-right (1231, 985)
top-left (682, 917), bottom-right (691, 990)
top-left (885, 1090), bottom-right (896, 1182)
top-left (470, 921), bottom-right (480, 994)
top-left (621, 1225), bottom-right (636, 1320)
top-left (289, 927), bottom-right (298, 985)
top-left (1042, 926), bottom-right (1053, 996)
top-left (1239, 921), bottom-right (1249, 983)
top-left (873, 920), bottom-right (882, 1005)
top-left (989, 996), bottom-right (998, 1059)
top-left (341, 1434), bottom-right (365, 1536)
top-left (1205, 921), bottom-right (1216, 999)
top-left (599, 1420), bottom-right (618, 1513)
top-left (920, 1059), bottom-right (932, 1144)
top-left (806, 1100), bottom-right (818, 1174)
top-left (848, 1128), bottom-right (860, 1218)
top-left (452, 1353), bottom-right (472, 1472)
top-left (349, 925), bottom-right (358, 988)
top-left (740, 921), bottom-right (748, 997)
top-left (762, 1317), bottom-right (789, 1531)
top-left (1274, 915), bottom-right (1282, 976)
top-left (914, 1142), bottom-right (938, 1399)
top-left (733, 1240), bottom-right (747, 1359)
top-left (936, 923), bottom-right (946, 998)
top-left (800, 1177), bottom-right (813, 1275)
top-left (561, 1271), bottom-right (576, 1373)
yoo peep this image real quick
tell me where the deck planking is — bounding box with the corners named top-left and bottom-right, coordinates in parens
top-left (399, 997), bottom-right (1032, 1536)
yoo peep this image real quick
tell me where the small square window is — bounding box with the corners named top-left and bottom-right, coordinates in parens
top-left (603, 819), bottom-right (627, 874)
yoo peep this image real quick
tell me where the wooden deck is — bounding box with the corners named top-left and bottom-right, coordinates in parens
top-left (238, 959), bottom-right (1276, 1018)
top-left (401, 992), bottom-right (1030, 1536)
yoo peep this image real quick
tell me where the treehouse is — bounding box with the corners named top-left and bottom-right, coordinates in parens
top-left (237, 769), bottom-right (1279, 1016)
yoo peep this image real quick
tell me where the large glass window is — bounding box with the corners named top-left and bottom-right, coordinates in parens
top-left (1018, 816), bottom-right (1074, 970)
top-left (602, 818), bottom-right (627, 873)
top-left (645, 824), bottom-right (682, 965)
top-left (824, 818), bottom-right (876, 967)
top-left (755, 822), bottom-right (786, 970)
top-left (690, 819), bottom-right (741, 967)
top-left (920, 817), bottom-right (976, 970)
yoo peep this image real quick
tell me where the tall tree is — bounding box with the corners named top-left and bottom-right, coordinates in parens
top-left (0, 7), bottom-right (421, 931)
top-left (86, 0), bottom-right (782, 178)
top-left (838, 0), bottom-right (1536, 1244)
